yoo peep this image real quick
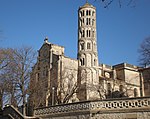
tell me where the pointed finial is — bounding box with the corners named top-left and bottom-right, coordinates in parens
top-left (86, 0), bottom-right (88, 3)
top-left (44, 36), bottom-right (48, 43)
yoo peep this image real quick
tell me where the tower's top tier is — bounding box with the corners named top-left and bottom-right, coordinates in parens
top-left (79, 2), bottom-right (96, 10)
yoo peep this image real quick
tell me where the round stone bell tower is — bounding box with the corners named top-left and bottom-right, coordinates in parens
top-left (77, 2), bottom-right (99, 100)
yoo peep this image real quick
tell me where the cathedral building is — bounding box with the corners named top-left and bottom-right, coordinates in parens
top-left (29, 2), bottom-right (150, 110)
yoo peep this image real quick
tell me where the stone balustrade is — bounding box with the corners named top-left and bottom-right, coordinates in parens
top-left (34, 97), bottom-right (150, 117)
top-left (2, 105), bottom-right (39, 119)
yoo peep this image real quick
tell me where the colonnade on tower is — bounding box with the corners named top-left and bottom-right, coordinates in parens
top-left (77, 2), bottom-right (100, 100)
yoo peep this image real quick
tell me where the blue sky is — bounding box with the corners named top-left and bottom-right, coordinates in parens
top-left (0, 0), bottom-right (150, 66)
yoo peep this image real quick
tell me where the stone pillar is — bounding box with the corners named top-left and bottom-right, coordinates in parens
top-left (139, 71), bottom-right (145, 97)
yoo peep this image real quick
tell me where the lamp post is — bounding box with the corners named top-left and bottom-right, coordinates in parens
top-left (52, 87), bottom-right (55, 106)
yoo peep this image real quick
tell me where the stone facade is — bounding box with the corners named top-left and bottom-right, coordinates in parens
top-left (140, 67), bottom-right (150, 96)
top-left (29, 40), bottom-right (78, 108)
top-left (29, 1), bottom-right (150, 111)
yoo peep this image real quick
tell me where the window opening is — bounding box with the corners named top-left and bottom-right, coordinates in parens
top-left (86, 10), bottom-right (88, 16)
top-left (80, 58), bottom-right (85, 66)
top-left (94, 59), bottom-right (96, 66)
top-left (80, 43), bottom-right (84, 50)
top-left (87, 43), bottom-right (91, 49)
top-left (83, 10), bottom-right (84, 16)
top-left (134, 88), bottom-right (138, 97)
top-left (92, 31), bottom-right (95, 37)
top-left (86, 18), bottom-right (88, 25)
top-left (89, 10), bottom-right (91, 16)
top-left (82, 30), bottom-right (85, 37)
top-left (89, 18), bottom-right (91, 25)
top-left (86, 30), bottom-right (88, 37)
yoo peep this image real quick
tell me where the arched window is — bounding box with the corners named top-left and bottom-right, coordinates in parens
top-left (83, 58), bottom-right (85, 65)
top-left (94, 59), bottom-right (96, 66)
top-left (86, 10), bottom-right (88, 16)
top-left (85, 30), bottom-right (91, 37)
top-left (87, 43), bottom-right (91, 49)
top-left (83, 10), bottom-right (84, 16)
top-left (86, 30), bottom-right (88, 37)
top-left (89, 10), bottom-right (91, 16)
top-left (80, 58), bottom-right (85, 66)
top-left (134, 88), bottom-right (138, 97)
top-left (92, 31), bottom-right (95, 37)
top-left (80, 43), bottom-right (84, 50)
top-left (86, 18), bottom-right (88, 25)
top-left (86, 18), bottom-right (91, 26)
top-left (89, 30), bottom-right (91, 37)
top-left (89, 18), bottom-right (91, 25)
top-left (82, 30), bottom-right (85, 37)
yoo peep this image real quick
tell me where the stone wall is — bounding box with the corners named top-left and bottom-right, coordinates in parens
top-left (142, 67), bottom-right (150, 96)
top-left (34, 97), bottom-right (150, 119)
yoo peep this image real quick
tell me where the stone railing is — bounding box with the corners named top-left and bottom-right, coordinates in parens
top-left (34, 97), bottom-right (150, 117)
top-left (2, 105), bottom-right (38, 119)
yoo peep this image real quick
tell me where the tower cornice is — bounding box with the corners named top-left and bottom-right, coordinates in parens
top-left (79, 2), bottom-right (96, 10)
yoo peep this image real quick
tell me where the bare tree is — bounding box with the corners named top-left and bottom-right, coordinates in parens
top-left (56, 69), bottom-right (79, 104)
top-left (0, 47), bottom-right (36, 115)
top-left (28, 67), bottom-right (79, 116)
top-left (29, 68), bottom-right (79, 106)
top-left (138, 37), bottom-right (150, 67)
top-left (94, 0), bottom-right (137, 8)
top-left (12, 47), bottom-right (36, 115)
top-left (28, 75), bottom-right (47, 114)
top-left (0, 48), bottom-right (13, 70)
top-left (0, 48), bottom-right (14, 109)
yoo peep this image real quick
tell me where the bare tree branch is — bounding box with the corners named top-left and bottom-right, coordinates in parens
top-left (93, 0), bottom-right (137, 8)
top-left (138, 37), bottom-right (150, 67)
top-left (0, 47), bottom-right (36, 115)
